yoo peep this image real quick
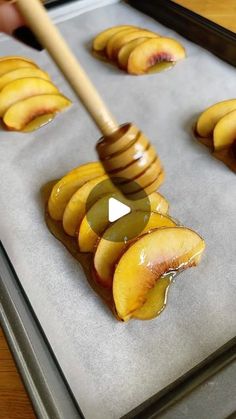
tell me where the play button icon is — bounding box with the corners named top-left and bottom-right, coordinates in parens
top-left (85, 177), bottom-right (151, 242)
top-left (108, 197), bottom-right (131, 222)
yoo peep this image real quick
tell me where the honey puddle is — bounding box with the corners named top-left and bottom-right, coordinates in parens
top-left (92, 50), bottom-right (110, 63)
top-left (92, 50), bottom-right (175, 74)
top-left (147, 61), bottom-right (175, 74)
top-left (23, 113), bottom-right (55, 132)
top-left (213, 148), bottom-right (236, 173)
top-left (42, 181), bottom-right (174, 321)
top-left (194, 126), bottom-right (236, 173)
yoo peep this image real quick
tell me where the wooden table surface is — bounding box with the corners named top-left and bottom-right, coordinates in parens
top-left (0, 328), bottom-right (36, 419)
top-left (0, 1), bottom-right (235, 418)
top-left (173, 0), bottom-right (236, 33)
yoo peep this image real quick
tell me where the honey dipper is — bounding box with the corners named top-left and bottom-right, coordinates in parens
top-left (15, 0), bottom-right (164, 197)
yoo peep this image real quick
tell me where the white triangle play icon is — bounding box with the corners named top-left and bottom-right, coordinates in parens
top-left (108, 197), bottom-right (131, 222)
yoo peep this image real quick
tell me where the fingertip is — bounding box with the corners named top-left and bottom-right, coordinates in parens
top-left (0, 3), bottom-right (25, 34)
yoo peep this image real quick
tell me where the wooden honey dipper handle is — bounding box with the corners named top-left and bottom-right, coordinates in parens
top-left (15, 0), bottom-right (119, 137)
top-left (16, 0), bottom-right (165, 196)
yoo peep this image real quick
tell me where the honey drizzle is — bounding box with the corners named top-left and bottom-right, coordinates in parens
top-left (93, 49), bottom-right (176, 74)
top-left (23, 113), bottom-right (55, 132)
top-left (194, 126), bottom-right (236, 173)
top-left (133, 273), bottom-right (173, 320)
top-left (42, 181), bottom-right (172, 321)
top-left (147, 61), bottom-right (175, 74)
top-left (46, 213), bottom-right (118, 312)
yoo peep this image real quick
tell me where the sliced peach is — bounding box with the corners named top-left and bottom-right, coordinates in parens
top-left (94, 212), bottom-right (177, 288)
top-left (3, 94), bottom-right (71, 131)
top-left (78, 191), bottom-right (169, 253)
top-left (0, 56), bottom-right (36, 64)
top-left (106, 28), bottom-right (140, 60)
top-left (133, 274), bottom-right (172, 320)
top-left (128, 37), bottom-right (186, 75)
top-left (118, 37), bottom-right (149, 70)
top-left (213, 109), bottom-right (236, 151)
top-left (23, 113), bottom-right (55, 132)
top-left (0, 58), bottom-right (37, 76)
top-left (63, 175), bottom-right (117, 236)
top-left (0, 77), bottom-right (59, 117)
top-left (196, 99), bottom-right (236, 138)
top-left (48, 162), bottom-right (105, 221)
top-left (0, 67), bottom-right (50, 91)
top-left (92, 25), bottom-right (136, 52)
top-left (148, 192), bottom-right (169, 214)
top-left (107, 29), bottom-right (159, 61)
top-left (113, 227), bottom-right (205, 321)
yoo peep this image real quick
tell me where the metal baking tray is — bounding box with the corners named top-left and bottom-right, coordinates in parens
top-left (0, 1), bottom-right (236, 418)
top-left (128, 0), bottom-right (236, 67)
top-left (1, 242), bottom-right (235, 418)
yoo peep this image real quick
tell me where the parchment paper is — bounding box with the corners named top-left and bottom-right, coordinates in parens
top-left (0, 3), bottom-right (236, 418)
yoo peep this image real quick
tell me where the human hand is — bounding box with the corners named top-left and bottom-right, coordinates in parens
top-left (0, 1), bottom-right (43, 50)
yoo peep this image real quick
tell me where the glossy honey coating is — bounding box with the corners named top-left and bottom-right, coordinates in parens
top-left (96, 123), bottom-right (164, 196)
top-left (0, 55), bottom-right (71, 132)
top-left (46, 160), bottom-right (205, 321)
top-left (195, 99), bottom-right (236, 173)
top-left (92, 26), bottom-right (186, 75)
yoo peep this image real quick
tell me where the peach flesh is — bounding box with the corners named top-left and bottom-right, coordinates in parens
top-left (148, 52), bottom-right (173, 66)
top-left (3, 94), bottom-right (71, 131)
top-left (5, 106), bottom-right (56, 130)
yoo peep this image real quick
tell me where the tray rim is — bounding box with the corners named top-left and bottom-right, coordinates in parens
top-left (0, 242), bottom-right (84, 419)
top-left (1, 242), bottom-right (235, 418)
top-left (128, 0), bottom-right (236, 67)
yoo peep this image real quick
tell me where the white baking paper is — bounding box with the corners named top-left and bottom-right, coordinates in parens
top-left (0, 3), bottom-right (236, 418)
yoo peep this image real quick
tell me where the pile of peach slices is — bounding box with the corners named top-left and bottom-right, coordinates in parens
top-left (92, 25), bottom-right (186, 75)
top-left (0, 56), bottom-right (71, 132)
top-left (47, 162), bottom-right (205, 322)
top-left (195, 99), bottom-right (236, 173)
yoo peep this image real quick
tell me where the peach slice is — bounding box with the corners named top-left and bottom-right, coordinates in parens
top-left (196, 99), bottom-right (236, 138)
top-left (0, 67), bottom-right (50, 91)
top-left (78, 191), bottom-right (169, 253)
top-left (94, 212), bottom-right (177, 288)
top-left (0, 58), bottom-right (37, 76)
top-left (113, 227), bottom-right (205, 321)
top-left (133, 274), bottom-right (172, 320)
top-left (92, 25), bottom-right (136, 52)
top-left (118, 37), bottom-right (149, 70)
top-left (213, 109), bottom-right (236, 151)
top-left (63, 175), bottom-right (117, 236)
top-left (3, 93), bottom-right (71, 131)
top-left (148, 192), bottom-right (169, 214)
top-left (0, 56), bottom-right (36, 64)
top-left (107, 29), bottom-right (159, 61)
top-left (106, 28), bottom-right (139, 60)
top-left (48, 162), bottom-right (105, 221)
top-left (0, 77), bottom-right (59, 117)
top-left (23, 113), bottom-right (55, 132)
top-left (127, 37), bottom-right (186, 75)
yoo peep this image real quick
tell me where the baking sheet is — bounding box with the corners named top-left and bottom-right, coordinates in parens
top-left (0, 2), bottom-right (236, 418)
